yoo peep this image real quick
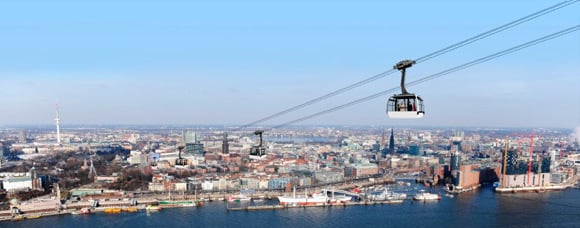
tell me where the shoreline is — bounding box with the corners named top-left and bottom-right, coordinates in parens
top-left (494, 184), bottom-right (572, 193)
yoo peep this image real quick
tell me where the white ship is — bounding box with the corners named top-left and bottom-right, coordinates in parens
top-left (278, 189), bottom-right (352, 206)
top-left (413, 190), bottom-right (441, 201)
top-left (368, 188), bottom-right (407, 201)
top-left (228, 194), bottom-right (252, 202)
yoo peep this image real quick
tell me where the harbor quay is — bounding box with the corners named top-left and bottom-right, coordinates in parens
top-left (2, 126), bottom-right (578, 226)
top-left (226, 200), bottom-right (405, 211)
top-left (0, 177), bottom-right (395, 223)
top-left (189, 176), bottom-right (395, 200)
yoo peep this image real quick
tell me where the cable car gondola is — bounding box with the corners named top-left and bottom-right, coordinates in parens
top-left (387, 60), bottom-right (425, 119)
top-left (175, 145), bottom-right (188, 166)
top-left (249, 130), bottom-right (267, 160)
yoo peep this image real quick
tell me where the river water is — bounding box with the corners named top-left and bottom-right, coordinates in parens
top-left (9, 184), bottom-right (580, 228)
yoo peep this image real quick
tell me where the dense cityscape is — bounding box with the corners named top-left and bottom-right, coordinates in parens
top-left (1, 113), bottom-right (579, 221)
top-left (1, 0), bottom-right (578, 227)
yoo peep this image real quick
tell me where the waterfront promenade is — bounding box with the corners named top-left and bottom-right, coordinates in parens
top-left (0, 177), bottom-right (395, 223)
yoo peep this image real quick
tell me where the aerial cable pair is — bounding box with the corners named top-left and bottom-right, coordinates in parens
top-left (242, 1), bottom-right (579, 158)
top-left (241, 0), bottom-right (578, 128)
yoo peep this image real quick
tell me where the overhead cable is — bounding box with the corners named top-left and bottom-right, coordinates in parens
top-left (238, 0), bottom-right (578, 129)
top-left (270, 25), bottom-right (580, 130)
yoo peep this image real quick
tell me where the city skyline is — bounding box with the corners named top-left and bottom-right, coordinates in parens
top-left (1, 1), bottom-right (578, 128)
top-left (2, 1), bottom-right (580, 226)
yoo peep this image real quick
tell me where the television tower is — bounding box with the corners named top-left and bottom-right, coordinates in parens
top-left (55, 103), bottom-right (61, 145)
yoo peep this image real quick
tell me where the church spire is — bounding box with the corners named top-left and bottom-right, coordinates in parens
top-left (389, 128), bottom-right (395, 155)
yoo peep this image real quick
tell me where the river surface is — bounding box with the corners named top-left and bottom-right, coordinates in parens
top-left (9, 184), bottom-right (580, 228)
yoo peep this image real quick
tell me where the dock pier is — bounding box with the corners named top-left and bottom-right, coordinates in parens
top-left (226, 200), bottom-right (404, 211)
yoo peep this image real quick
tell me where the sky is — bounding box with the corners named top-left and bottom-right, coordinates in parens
top-left (0, 0), bottom-right (579, 128)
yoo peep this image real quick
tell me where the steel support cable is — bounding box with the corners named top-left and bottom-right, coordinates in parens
top-left (270, 25), bottom-right (579, 130)
top-left (239, 69), bottom-right (397, 129)
top-left (238, 0), bottom-right (578, 129)
top-left (415, 0), bottom-right (579, 63)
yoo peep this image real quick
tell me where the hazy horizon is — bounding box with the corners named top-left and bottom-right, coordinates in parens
top-left (1, 123), bottom-right (576, 131)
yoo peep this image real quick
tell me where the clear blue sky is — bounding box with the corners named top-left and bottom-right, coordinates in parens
top-left (0, 0), bottom-right (578, 128)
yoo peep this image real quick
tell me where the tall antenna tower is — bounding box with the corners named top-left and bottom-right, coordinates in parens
top-left (55, 103), bottom-right (61, 145)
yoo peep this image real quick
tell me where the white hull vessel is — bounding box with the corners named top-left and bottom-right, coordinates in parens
top-left (413, 191), bottom-right (441, 201)
top-left (278, 189), bottom-right (352, 206)
top-left (369, 188), bottom-right (407, 201)
top-left (229, 194), bottom-right (252, 202)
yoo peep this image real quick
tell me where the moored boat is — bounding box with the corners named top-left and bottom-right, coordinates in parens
top-left (11, 215), bottom-right (24, 221)
top-left (228, 194), bottom-right (251, 202)
top-left (158, 200), bottom-right (196, 207)
top-left (413, 190), bottom-right (441, 201)
top-left (26, 214), bottom-right (41, 219)
top-left (104, 208), bottom-right (122, 213)
top-left (253, 196), bottom-right (266, 202)
top-left (72, 207), bottom-right (91, 215)
top-left (146, 205), bottom-right (161, 212)
top-left (122, 207), bottom-right (139, 212)
top-left (368, 188), bottom-right (407, 201)
top-left (278, 189), bottom-right (352, 206)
